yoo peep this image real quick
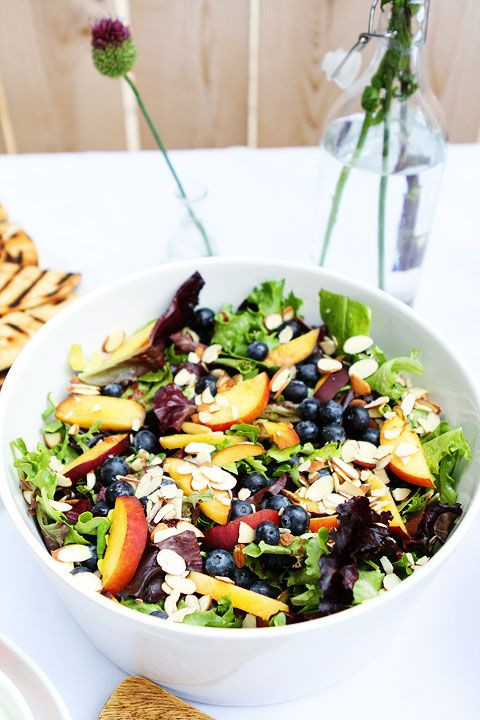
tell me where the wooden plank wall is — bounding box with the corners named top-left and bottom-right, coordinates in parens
top-left (0, 0), bottom-right (478, 153)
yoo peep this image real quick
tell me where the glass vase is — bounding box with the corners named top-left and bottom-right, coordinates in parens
top-left (166, 185), bottom-right (215, 261)
top-left (318, 0), bottom-right (446, 305)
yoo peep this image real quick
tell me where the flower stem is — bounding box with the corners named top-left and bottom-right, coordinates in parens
top-left (378, 96), bottom-right (392, 291)
top-left (124, 74), bottom-right (214, 257)
top-left (320, 116), bottom-right (371, 266)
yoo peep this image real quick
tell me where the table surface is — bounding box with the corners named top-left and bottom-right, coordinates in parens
top-left (0, 145), bottom-right (479, 719)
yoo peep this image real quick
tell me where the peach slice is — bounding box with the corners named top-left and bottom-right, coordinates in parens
top-left (164, 457), bottom-right (230, 525)
top-left (380, 413), bottom-right (435, 488)
top-left (366, 473), bottom-right (408, 535)
top-left (264, 329), bottom-right (319, 368)
top-left (55, 394), bottom-right (146, 431)
top-left (203, 509), bottom-right (279, 551)
top-left (211, 443), bottom-right (265, 467)
top-left (160, 432), bottom-right (226, 449)
top-left (101, 496), bottom-right (148, 594)
top-left (196, 372), bottom-right (270, 431)
top-left (79, 321), bottom-right (155, 382)
top-left (189, 571), bottom-right (289, 621)
top-left (256, 419), bottom-right (299, 449)
top-left (63, 433), bottom-right (130, 480)
top-left (309, 515), bottom-right (338, 532)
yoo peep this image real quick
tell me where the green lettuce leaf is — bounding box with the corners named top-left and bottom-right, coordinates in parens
top-left (269, 612), bottom-right (287, 626)
top-left (226, 423), bottom-right (260, 443)
top-left (319, 289), bottom-right (371, 347)
top-left (182, 597), bottom-right (242, 628)
top-left (120, 598), bottom-right (165, 615)
top-left (422, 423), bottom-right (472, 503)
top-left (368, 352), bottom-right (424, 401)
top-left (287, 528), bottom-right (329, 585)
top-left (290, 584), bottom-right (321, 610)
top-left (352, 569), bottom-right (384, 605)
top-left (211, 305), bottom-right (273, 357)
top-left (72, 511), bottom-right (111, 558)
top-left (246, 279), bottom-right (302, 317)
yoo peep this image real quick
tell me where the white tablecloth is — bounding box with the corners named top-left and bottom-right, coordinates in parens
top-left (0, 146), bottom-right (479, 719)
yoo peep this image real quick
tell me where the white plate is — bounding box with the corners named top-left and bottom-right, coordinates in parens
top-left (0, 633), bottom-right (71, 720)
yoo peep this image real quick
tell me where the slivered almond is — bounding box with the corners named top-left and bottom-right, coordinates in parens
top-left (202, 344), bottom-right (222, 364)
top-left (270, 366), bottom-right (292, 396)
top-left (264, 313), bottom-right (283, 330)
top-left (233, 544), bottom-right (246, 568)
top-left (343, 335), bottom-right (373, 355)
top-left (331, 457), bottom-right (359, 480)
top-left (52, 544), bottom-right (92, 563)
top-left (70, 571), bottom-right (102, 592)
top-left (317, 357), bottom-right (342, 374)
top-left (350, 374), bottom-right (371, 395)
top-left (199, 594), bottom-right (212, 611)
top-left (102, 330), bottom-right (125, 353)
top-left (348, 358), bottom-right (378, 379)
top-left (156, 549), bottom-right (186, 576)
top-left (282, 306), bottom-right (295, 321)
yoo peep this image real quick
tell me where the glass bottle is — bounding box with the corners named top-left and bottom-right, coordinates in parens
top-left (318, 0), bottom-right (446, 304)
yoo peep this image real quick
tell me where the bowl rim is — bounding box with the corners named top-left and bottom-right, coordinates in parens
top-left (0, 631), bottom-right (71, 720)
top-left (1, 255), bottom-right (479, 640)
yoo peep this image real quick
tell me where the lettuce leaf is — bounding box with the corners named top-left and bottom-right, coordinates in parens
top-left (368, 352), bottom-right (424, 401)
top-left (246, 280), bottom-right (302, 317)
top-left (319, 289), bottom-right (371, 347)
top-left (226, 423), bottom-right (260, 443)
top-left (120, 598), bottom-right (165, 615)
top-left (352, 569), bottom-right (384, 605)
top-left (422, 423), bottom-right (472, 503)
top-left (182, 597), bottom-right (242, 628)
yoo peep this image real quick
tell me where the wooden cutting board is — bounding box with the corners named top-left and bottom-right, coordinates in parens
top-left (99, 676), bottom-right (215, 719)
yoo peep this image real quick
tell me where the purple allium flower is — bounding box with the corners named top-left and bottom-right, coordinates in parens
top-left (91, 17), bottom-right (136, 78)
top-left (91, 18), bottom-right (130, 50)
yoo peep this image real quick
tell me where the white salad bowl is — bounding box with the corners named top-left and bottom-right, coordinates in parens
top-left (0, 257), bottom-right (479, 706)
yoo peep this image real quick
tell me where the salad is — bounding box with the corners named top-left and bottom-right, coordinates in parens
top-left (12, 272), bottom-right (472, 628)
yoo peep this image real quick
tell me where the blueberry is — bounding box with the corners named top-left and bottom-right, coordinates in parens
top-left (241, 472), bottom-right (270, 494)
top-left (343, 405), bottom-right (371, 438)
top-left (92, 502), bottom-right (110, 518)
top-left (85, 432), bottom-right (108, 449)
top-left (195, 374), bottom-right (217, 396)
top-left (250, 580), bottom-right (278, 599)
top-left (317, 400), bottom-right (343, 426)
top-left (255, 521), bottom-right (280, 545)
top-left (283, 380), bottom-right (308, 403)
top-left (140, 496), bottom-right (149, 512)
top-left (133, 429), bottom-right (158, 453)
top-left (99, 456), bottom-right (129, 484)
top-left (103, 383), bottom-right (123, 398)
top-left (70, 566), bottom-right (90, 575)
top-left (260, 492), bottom-right (273, 510)
top-left (296, 363), bottom-right (319, 387)
top-left (279, 320), bottom-right (303, 339)
top-left (106, 480), bottom-right (135, 506)
top-left (234, 566), bottom-right (256, 589)
top-left (246, 341), bottom-right (269, 361)
top-left (193, 308), bottom-right (215, 338)
top-left (150, 610), bottom-right (168, 619)
top-left (266, 494), bottom-right (291, 512)
top-left (204, 549), bottom-right (235, 578)
top-left (280, 505), bottom-right (309, 535)
top-left (361, 427), bottom-right (380, 446)
top-left (287, 454), bottom-right (299, 468)
top-left (318, 423), bottom-right (346, 445)
top-left (230, 499), bottom-right (254, 521)
top-left (81, 544), bottom-right (98, 572)
top-left (295, 420), bottom-right (319, 444)
top-left (299, 397), bottom-right (320, 422)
